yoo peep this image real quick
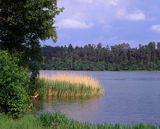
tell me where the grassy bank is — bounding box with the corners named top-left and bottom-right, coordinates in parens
top-left (38, 74), bottom-right (104, 97)
top-left (0, 112), bottom-right (159, 129)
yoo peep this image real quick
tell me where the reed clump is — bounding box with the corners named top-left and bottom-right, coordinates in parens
top-left (39, 73), bottom-right (104, 97)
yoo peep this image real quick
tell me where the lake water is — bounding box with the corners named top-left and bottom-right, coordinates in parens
top-left (36, 71), bottom-right (160, 124)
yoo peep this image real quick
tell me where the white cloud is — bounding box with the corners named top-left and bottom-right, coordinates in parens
top-left (110, 0), bottom-right (119, 6)
top-left (57, 0), bottom-right (130, 30)
top-left (78, 0), bottom-right (94, 4)
top-left (77, 0), bottom-right (119, 6)
top-left (57, 0), bottom-right (146, 31)
top-left (150, 24), bottom-right (160, 32)
top-left (127, 11), bottom-right (146, 21)
top-left (117, 9), bottom-right (146, 21)
top-left (57, 19), bottom-right (94, 29)
top-left (55, 0), bottom-right (160, 44)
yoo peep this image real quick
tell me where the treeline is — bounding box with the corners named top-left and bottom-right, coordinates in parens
top-left (41, 42), bottom-right (160, 71)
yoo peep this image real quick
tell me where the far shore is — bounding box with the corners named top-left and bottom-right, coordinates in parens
top-left (40, 70), bottom-right (160, 72)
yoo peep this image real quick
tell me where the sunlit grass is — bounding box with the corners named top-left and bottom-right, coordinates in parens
top-left (38, 73), bottom-right (104, 97)
top-left (40, 73), bottom-right (101, 88)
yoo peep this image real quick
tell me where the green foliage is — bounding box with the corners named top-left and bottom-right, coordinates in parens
top-left (0, 112), bottom-right (160, 129)
top-left (1, 0), bottom-right (62, 50)
top-left (35, 79), bottom-right (47, 98)
top-left (25, 39), bottom-right (43, 94)
top-left (0, 50), bottom-right (31, 117)
top-left (0, 0), bottom-right (62, 91)
top-left (41, 42), bottom-right (160, 71)
top-left (0, 113), bottom-right (42, 129)
top-left (39, 112), bottom-right (68, 127)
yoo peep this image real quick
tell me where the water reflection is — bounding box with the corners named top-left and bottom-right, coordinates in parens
top-left (34, 96), bottom-right (102, 120)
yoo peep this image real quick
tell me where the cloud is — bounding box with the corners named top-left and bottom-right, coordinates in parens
top-left (150, 24), bottom-right (160, 32)
top-left (55, 0), bottom-right (160, 45)
top-left (117, 9), bottom-right (146, 21)
top-left (78, 0), bottom-right (118, 5)
top-left (109, 0), bottom-right (119, 6)
top-left (78, 0), bottom-right (94, 4)
top-left (57, 19), bottom-right (94, 29)
top-left (57, 0), bottom-right (131, 30)
top-left (127, 11), bottom-right (146, 21)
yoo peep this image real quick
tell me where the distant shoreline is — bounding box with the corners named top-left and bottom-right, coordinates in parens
top-left (40, 69), bottom-right (160, 72)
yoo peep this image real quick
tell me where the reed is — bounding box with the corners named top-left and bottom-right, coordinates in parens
top-left (38, 73), bottom-right (104, 97)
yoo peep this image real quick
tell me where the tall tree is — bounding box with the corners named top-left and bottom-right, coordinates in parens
top-left (0, 0), bottom-right (62, 77)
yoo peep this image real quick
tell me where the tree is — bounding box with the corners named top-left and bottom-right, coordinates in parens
top-left (0, 0), bottom-right (62, 90)
top-left (1, 0), bottom-right (62, 48)
top-left (157, 42), bottom-right (160, 59)
top-left (41, 42), bottom-right (160, 71)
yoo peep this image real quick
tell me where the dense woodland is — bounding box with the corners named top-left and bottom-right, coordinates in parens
top-left (41, 42), bottom-right (160, 71)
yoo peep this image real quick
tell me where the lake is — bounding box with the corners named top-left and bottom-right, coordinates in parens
top-left (35, 70), bottom-right (160, 124)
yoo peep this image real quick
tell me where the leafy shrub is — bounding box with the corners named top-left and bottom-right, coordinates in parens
top-left (0, 50), bottom-right (31, 117)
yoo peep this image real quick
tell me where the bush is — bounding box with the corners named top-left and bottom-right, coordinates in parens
top-left (0, 50), bottom-right (31, 117)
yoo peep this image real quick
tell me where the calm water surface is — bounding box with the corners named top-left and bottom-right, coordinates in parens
top-left (36, 71), bottom-right (160, 124)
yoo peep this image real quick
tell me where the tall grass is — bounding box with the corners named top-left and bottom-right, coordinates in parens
top-left (40, 74), bottom-right (100, 88)
top-left (0, 114), bottom-right (42, 129)
top-left (38, 73), bottom-right (104, 97)
top-left (0, 112), bottom-right (159, 129)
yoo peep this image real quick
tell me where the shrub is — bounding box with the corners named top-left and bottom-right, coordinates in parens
top-left (0, 50), bottom-right (31, 117)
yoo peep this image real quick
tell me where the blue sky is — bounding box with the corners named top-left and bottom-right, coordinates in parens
top-left (44, 0), bottom-right (160, 47)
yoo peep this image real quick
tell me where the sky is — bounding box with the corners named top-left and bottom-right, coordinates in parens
top-left (44, 0), bottom-right (160, 47)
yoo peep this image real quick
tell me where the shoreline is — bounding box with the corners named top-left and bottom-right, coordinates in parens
top-left (1, 112), bottom-right (160, 129)
top-left (40, 69), bottom-right (160, 72)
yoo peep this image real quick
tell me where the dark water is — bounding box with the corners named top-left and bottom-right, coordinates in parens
top-left (36, 71), bottom-right (160, 124)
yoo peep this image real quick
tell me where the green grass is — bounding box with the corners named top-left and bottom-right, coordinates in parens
top-left (37, 79), bottom-right (104, 98)
top-left (0, 112), bottom-right (159, 129)
top-left (0, 113), bottom-right (42, 129)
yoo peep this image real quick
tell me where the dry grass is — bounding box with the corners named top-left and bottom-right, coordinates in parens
top-left (40, 73), bottom-right (100, 88)
top-left (39, 73), bottom-right (104, 97)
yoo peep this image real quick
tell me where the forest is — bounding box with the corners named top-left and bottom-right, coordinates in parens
top-left (42, 42), bottom-right (160, 71)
